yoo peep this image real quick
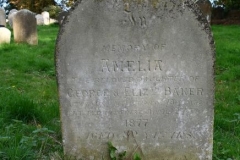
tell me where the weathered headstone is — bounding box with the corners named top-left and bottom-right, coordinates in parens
top-left (42, 11), bottom-right (50, 25)
top-left (36, 14), bottom-right (44, 25)
top-left (196, 0), bottom-right (212, 23)
top-left (56, 0), bottom-right (215, 160)
top-left (0, 8), bottom-right (6, 27)
top-left (8, 9), bottom-right (18, 27)
top-left (13, 9), bottom-right (38, 45)
top-left (0, 27), bottom-right (11, 44)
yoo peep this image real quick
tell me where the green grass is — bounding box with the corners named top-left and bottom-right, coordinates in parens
top-left (0, 24), bottom-right (239, 159)
top-left (0, 24), bottom-right (62, 159)
top-left (212, 25), bottom-right (240, 160)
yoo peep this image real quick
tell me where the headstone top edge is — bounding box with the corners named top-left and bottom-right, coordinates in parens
top-left (15, 9), bottom-right (35, 15)
top-left (56, 0), bottom-right (215, 54)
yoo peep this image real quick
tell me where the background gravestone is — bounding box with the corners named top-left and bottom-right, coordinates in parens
top-left (56, 0), bottom-right (215, 159)
top-left (42, 11), bottom-right (50, 25)
top-left (36, 14), bottom-right (44, 25)
top-left (8, 9), bottom-right (18, 27)
top-left (13, 9), bottom-right (38, 45)
top-left (196, 0), bottom-right (212, 23)
top-left (0, 27), bottom-right (11, 44)
top-left (0, 8), bottom-right (6, 27)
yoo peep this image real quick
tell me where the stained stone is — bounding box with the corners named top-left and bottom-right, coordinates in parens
top-left (0, 27), bottom-right (11, 44)
top-left (56, 0), bottom-right (215, 160)
top-left (0, 8), bottom-right (6, 27)
top-left (13, 9), bottom-right (38, 45)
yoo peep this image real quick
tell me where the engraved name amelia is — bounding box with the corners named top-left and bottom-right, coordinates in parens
top-left (101, 59), bottom-right (163, 72)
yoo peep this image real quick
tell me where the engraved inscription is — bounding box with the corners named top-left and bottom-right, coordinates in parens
top-left (87, 130), bottom-right (138, 140)
top-left (124, 11), bottom-right (147, 28)
top-left (86, 130), bottom-right (200, 141)
top-left (171, 131), bottom-right (196, 140)
top-left (125, 119), bottom-right (148, 127)
top-left (70, 75), bottom-right (201, 84)
top-left (165, 87), bottom-right (203, 96)
top-left (101, 59), bottom-right (163, 72)
top-left (67, 87), bottom-right (204, 98)
top-left (102, 43), bottom-right (165, 53)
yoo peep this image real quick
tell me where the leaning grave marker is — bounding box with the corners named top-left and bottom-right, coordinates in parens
top-left (56, 0), bottom-right (215, 159)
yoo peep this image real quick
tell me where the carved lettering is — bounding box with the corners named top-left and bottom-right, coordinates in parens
top-left (68, 88), bottom-right (109, 97)
top-left (101, 59), bottom-right (163, 72)
top-left (102, 44), bottom-right (165, 53)
top-left (125, 119), bottom-right (148, 127)
top-left (87, 130), bottom-right (138, 140)
top-left (165, 87), bottom-right (203, 96)
top-left (171, 131), bottom-right (196, 140)
top-left (124, 87), bottom-right (151, 97)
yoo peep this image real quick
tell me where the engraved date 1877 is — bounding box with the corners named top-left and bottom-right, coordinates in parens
top-left (126, 119), bottom-right (148, 127)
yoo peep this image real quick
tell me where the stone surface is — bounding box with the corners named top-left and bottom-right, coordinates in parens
top-left (196, 0), bottom-right (212, 23)
top-left (36, 14), bottom-right (44, 25)
top-left (13, 9), bottom-right (38, 45)
top-left (0, 8), bottom-right (6, 27)
top-left (42, 11), bottom-right (50, 25)
top-left (0, 27), bottom-right (11, 44)
top-left (8, 9), bottom-right (18, 27)
top-left (56, 0), bottom-right (215, 160)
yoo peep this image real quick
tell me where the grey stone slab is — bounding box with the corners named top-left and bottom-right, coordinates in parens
top-left (56, 0), bottom-right (215, 160)
top-left (13, 9), bottom-right (38, 45)
top-left (0, 8), bottom-right (6, 27)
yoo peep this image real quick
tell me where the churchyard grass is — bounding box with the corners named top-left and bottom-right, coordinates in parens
top-left (0, 24), bottom-right (63, 159)
top-left (212, 25), bottom-right (240, 160)
top-left (0, 24), bottom-right (239, 159)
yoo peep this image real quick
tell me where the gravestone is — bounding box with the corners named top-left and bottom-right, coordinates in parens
top-left (36, 14), bottom-right (44, 25)
top-left (196, 0), bottom-right (212, 23)
top-left (13, 9), bottom-right (38, 45)
top-left (42, 11), bottom-right (50, 25)
top-left (56, 0), bottom-right (215, 160)
top-left (0, 27), bottom-right (11, 44)
top-left (8, 9), bottom-right (18, 27)
top-left (0, 8), bottom-right (6, 27)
